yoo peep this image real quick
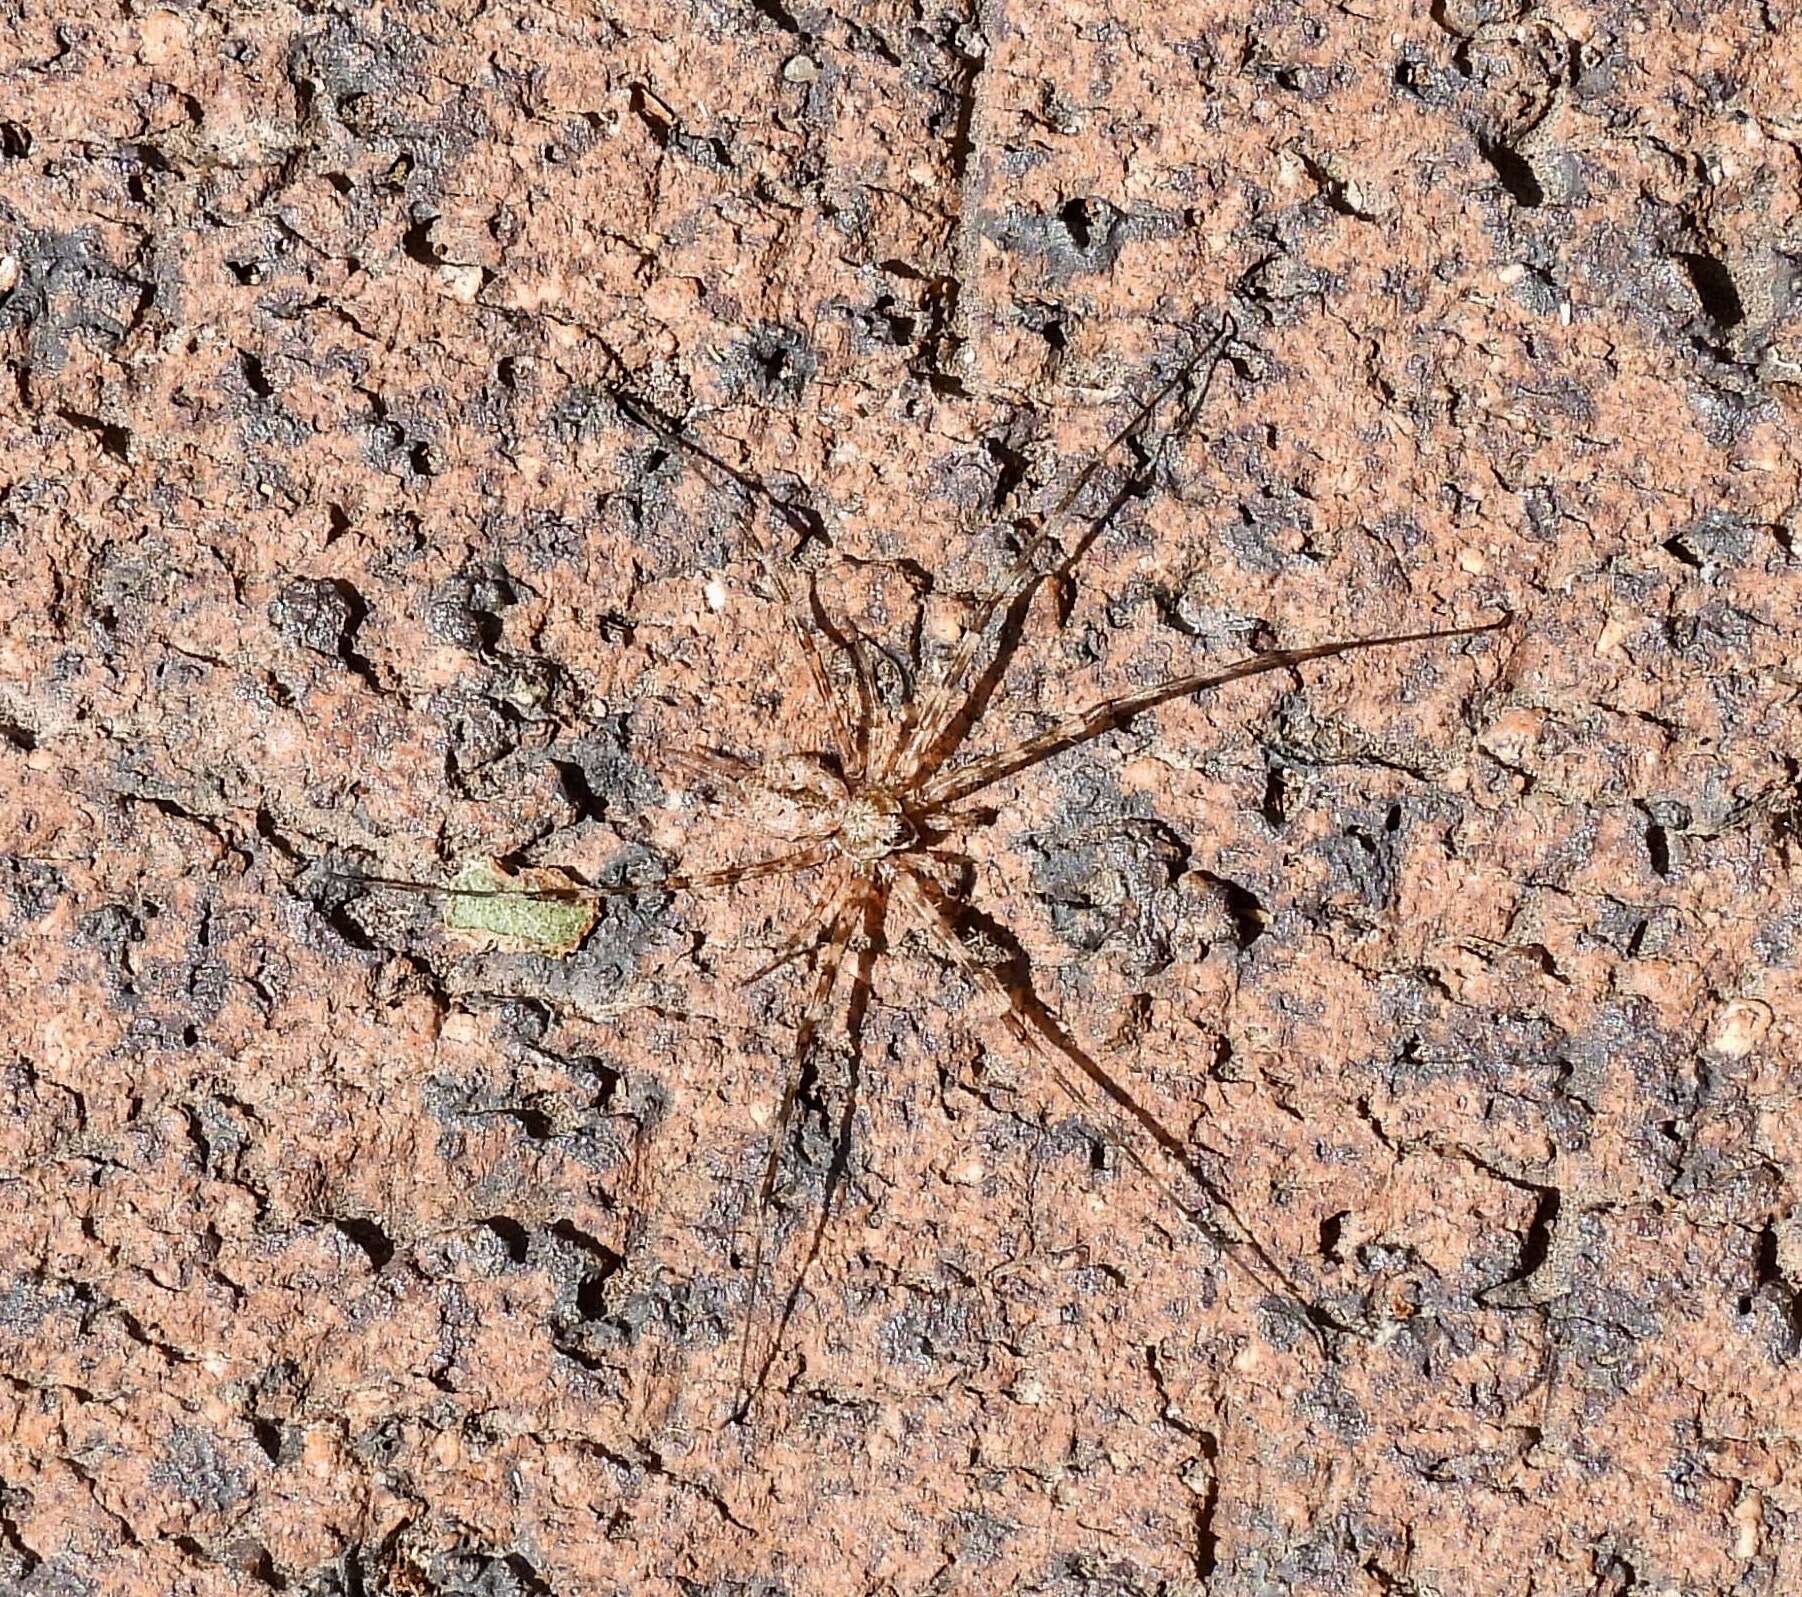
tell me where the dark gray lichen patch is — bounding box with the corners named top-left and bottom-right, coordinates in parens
top-left (150, 1426), bottom-right (253, 1512)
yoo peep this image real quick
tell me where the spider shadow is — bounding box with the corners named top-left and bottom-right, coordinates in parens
top-left (612, 386), bottom-right (829, 552)
top-left (948, 898), bottom-right (1350, 1354)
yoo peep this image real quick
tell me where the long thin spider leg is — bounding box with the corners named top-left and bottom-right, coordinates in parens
top-left (918, 616), bottom-right (1511, 811)
top-left (741, 871), bottom-right (884, 1420)
top-left (1024, 322), bottom-right (1235, 607)
top-left (333, 842), bottom-right (833, 905)
top-left (742, 864), bottom-right (854, 986)
top-left (613, 388), bottom-right (859, 766)
top-left (881, 688), bottom-right (921, 788)
top-left (889, 354), bottom-right (1227, 792)
top-left (657, 747), bottom-right (760, 789)
top-left (733, 874), bottom-right (867, 1422)
top-left (1042, 316), bottom-right (1237, 528)
top-left (921, 805), bottom-right (1000, 844)
top-left (891, 319), bottom-right (1235, 787)
top-left (887, 581), bottom-right (1041, 793)
top-left (807, 583), bottom-right (879, 784)
top-left (895, 362), bottom-right (1229, 793)
top-left (891, 866), bottom-right (1335, 1349)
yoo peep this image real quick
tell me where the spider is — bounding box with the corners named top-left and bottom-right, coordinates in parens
top-left (341, 324), bottom-right (1508, 1414)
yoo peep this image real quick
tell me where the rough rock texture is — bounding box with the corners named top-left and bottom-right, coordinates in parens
top-left (3, 2), bottom-right (1800, 1593)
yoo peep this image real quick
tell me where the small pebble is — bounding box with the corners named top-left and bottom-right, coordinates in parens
top-left (437, 263), bottom-right (484, 302)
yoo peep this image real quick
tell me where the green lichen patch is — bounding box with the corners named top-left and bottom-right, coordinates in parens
top-left (442, 859), bottom-right (598, 956)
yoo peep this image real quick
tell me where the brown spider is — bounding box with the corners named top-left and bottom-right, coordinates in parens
top-left (342, 327), bottom-right (1508, 1413)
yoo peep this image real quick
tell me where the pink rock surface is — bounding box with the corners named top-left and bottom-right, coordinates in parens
top-left (3, 2), bottom-right (1799, 1593)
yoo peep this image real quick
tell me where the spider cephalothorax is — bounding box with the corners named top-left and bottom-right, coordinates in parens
top-left (834, 788), bottom-right (915, 862)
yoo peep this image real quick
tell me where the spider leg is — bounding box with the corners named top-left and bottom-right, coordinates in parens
top-left (741, 870), bottom-right (885, 1421)
top-left (742, 863), bottom-right (853, 986)
top-left (658, 747), bottom-right (760, 791)
top-left (892, 865), bottom-right (1339, 1351)
top-left (878, 691), bottom-right (921, 789)
top-left (807, 583), bottom-right (879, 784)
top-left (917, 616), bottom-right (1511, 811)
top-left (918, 805), bottom-right (1000, 847)
top-left (1041, 315), bottom-right (1237, 529)
top-left (891, 319), bottom-right (1235, 789)
top-left (886, 580), bottom-right (1038, 793)
top-left (613, 387), bottom-right (860, 767)
top-left (333, 842), bottom-right (833, 905)
top-left (733, 872), bottom-right (869, 1421)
